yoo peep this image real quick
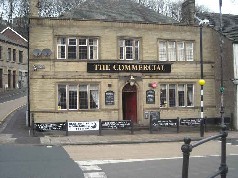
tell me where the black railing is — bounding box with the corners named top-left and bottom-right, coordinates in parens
top-left (181, 125), bottom-right (228, 178)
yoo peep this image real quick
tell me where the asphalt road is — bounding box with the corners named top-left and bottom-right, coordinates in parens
top-left (96, 155), bottom-right (238, 178)
top-left (0, 105), bottom-right (41, 144)
top-left (0, 144), bottom-right (84, 178)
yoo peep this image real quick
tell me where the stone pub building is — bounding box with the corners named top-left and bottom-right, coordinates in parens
top-left (29, 0), bottom-right (235, 129)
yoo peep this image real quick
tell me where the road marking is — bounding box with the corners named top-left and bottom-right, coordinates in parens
top-left (76, 153), bottom-right (238, 165)
top-left (79, 165), bottom-right (102, 171)
top-left (84, 172), bottom-right (107, 178)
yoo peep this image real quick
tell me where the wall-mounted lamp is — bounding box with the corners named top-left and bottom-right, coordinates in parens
top-left (128, 75), bottom-right (136, 86)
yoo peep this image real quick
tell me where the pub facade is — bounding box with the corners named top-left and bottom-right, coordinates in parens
top-left (29, 0), bottom-right (234, 128)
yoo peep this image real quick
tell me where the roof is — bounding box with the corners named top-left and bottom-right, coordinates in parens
top-left (59, 0), bottom-right (178, 24)
top-left (0, 26), bottom-right (28, 48)
top-left (197, 13), bottom-right (238, 42)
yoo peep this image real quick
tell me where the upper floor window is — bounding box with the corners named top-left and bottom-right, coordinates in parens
top-left (19, 51), bottom-right (23, 63)
top-left (57, 37), bottom-right (98, 60)
top-left (7, 48), bottom-right (11, 61)
top-left (0, 46), bottom-right (2, 60)
top-left (160, 83), bottom-right (194, 108)
top-left (119, 38), bottom-right (139, 60)
top-left (158, 40), bottom-right (194, 61)
top-left (13, 49), bottom-right (16, 62)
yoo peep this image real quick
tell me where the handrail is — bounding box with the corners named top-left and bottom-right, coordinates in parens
top-left (181, 125), bottom-right (228, 178)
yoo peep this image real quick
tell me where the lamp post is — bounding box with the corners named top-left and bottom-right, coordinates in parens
top-left (219, 0), bottom-right (225, 127)
top-left (199, 24), bottom-right (205, 137)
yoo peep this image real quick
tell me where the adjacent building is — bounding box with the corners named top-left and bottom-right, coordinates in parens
top-left (29, 0), bottom-right (236, 129)
top-left (0, 26), bottom-right (28, 92)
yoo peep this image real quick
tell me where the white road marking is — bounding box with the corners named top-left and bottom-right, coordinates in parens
top-left (76, 153), bottom-right (238, 166)
top-left (79, 165), bottom-right (102, 171)
top-left (84, 172), bottom-right (107, 178)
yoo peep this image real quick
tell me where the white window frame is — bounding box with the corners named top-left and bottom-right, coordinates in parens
top-left (177, 42), bottom-right (185, 61)
top-left (186, 42), bottom-right (194, 61)
top-left (57, 37), bottom-right (66, 59)
top-left (57, 84), bottom-right (99, 110)
top-left (160, 84), bottom-right (194, 108)
top-left (57, 37), bottom-right (99, 60)
top-left (158, 40), bottom-right (194, 62)
top-left (68, 38), bottom-right (77, 59)
top-left (119, 39), bottom-right (140, 60)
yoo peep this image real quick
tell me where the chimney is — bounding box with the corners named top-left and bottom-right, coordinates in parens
top-left (181, 0), bottom-right (195, 25)
top-left (30, 0), bottom-right (39, 17)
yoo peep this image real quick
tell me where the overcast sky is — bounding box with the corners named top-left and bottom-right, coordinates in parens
top-left (196, 0), bottom-right (238, 15)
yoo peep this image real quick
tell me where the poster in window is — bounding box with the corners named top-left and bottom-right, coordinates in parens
top-left (105, 90), bottom-right (114, 105)
top-left (146, 90), bottom-right (155, 104)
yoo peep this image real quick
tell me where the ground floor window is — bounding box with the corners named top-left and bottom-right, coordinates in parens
top-left (58, 84), bottom-right (99, 110)
top-left (160, 84), bottom-right (194, 108)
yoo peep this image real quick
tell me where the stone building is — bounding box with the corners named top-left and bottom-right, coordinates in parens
top-left (0, 26), bottom-right (28, 92)
top-left (29, 0), bottom-right (235, 129)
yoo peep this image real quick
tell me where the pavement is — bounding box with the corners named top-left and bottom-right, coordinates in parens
top-left (0, 94), bottom-right (238, 146)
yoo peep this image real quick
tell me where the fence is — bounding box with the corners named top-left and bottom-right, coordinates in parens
top-left (32, 118), bottom-right (133, 136)
top-left (181, 125), bottom-right (228, 178)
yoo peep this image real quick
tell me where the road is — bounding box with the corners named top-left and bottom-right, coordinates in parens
top-left (64, 141), bottom-right (238, 178)
top-left (0, 144), bottom-right (84, 178)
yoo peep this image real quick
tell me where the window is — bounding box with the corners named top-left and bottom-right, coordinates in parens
top-left (158, 40), bottom-right (194, 61)
top-left (119, 39), bottom-right (139, 60)
top-left (57, 37), bottom-right (66, 59)
top-left (57, 37), bottom-right (98, 60)
top-left (186, 42), bottom-right (194, 61)
top-left (168, 42), bottom-right (176, 61)
top-left (160, 84), bottom-right (194, 108)
top-left (0, 69), bottom-right (2, 88)
top-left (177, 42), bottom-right (185, 61)
top-left (159, 41), bottom-right (167, 61)
top-left (13, 49), bottom-right (16, 62)
top-left (0, 46), bottom-right (2, 60)
top-left (68, 38), bottom-right (77, 59)
top-left (58, 85), bottom-right (67, 109)
top-left (58, 84), bottom-right (99, 110)
top-left (19, 51), bottom-right (23, 63)
top-left (7, 48), bottom-right (11, 61)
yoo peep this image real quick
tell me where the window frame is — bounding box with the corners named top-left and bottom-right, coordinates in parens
top-left (119, 38), bottom-right (140, 61)
top-left (57, 37), bottom-right (99, 60)
top-left (57, 84), bottom-right (99, 110)
top-left (158, 40), bottom-right (194, 62)
top-left (160, 83), bottom-right (194, 108)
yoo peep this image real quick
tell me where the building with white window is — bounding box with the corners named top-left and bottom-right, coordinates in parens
top-left (29, 0), bottom-right (236, 129)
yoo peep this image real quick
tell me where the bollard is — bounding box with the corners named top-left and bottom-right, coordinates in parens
top-left (181, 137), bottom-right (192, 178)
top-left (220, 125), bottom-right (228, 178)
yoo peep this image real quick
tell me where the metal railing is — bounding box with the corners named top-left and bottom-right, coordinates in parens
top-left (181, 125), bottom-right (228, 178)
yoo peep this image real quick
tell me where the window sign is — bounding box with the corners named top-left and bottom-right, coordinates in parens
top-left (146, 90), bottom-right (155, 104)
top-left (105, 90), bottom-right (114, 105)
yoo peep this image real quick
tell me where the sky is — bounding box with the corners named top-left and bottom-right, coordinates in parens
top-left (196, 0), bottom-right (238, 15)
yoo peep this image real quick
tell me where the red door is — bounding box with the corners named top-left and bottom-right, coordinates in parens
top-left (122, 84), bottom-right (137, 123)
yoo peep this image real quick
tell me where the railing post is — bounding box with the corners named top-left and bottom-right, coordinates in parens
top-left (220, 125), bottom-right (228, 178)
top-left (177, 117), bottom-right (180, 133)
top-left (181, 137), bottom-right (193, 178)
top-left (131, 121), bottom-right (134, 135)
top-left (99, 119), bottom-right (102, 136)
top-left (66, 120), bottom-right (68, 136)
